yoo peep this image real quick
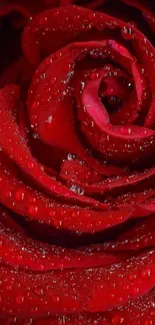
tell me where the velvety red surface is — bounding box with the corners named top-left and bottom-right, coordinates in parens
top-left (0, 0), bottom-right (155, 324)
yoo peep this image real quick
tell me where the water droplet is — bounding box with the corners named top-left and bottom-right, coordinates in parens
top-left (15, 188), bottom-right (25, 201)
top-left (90, 71), bottom-right (100, 80)
top-left (72, 210), bottom-right (79, 218)
top-left (28, 162), bottom-right (34, 169)
top-left (56, 51), bottom-right (62, 58)
top-left (129, 21), bottom-right (137, 28)
top-left (141, 68), bottom-right (145, 74)
top-left (33, 287), bottom-right (44, 295)
top-left (90, 49), bottom-right (100, 59)
top-left (121, 26), bottom-right (134, 39)
top-left (29, 196), bottom-right (36, 203)
top-left (5, 191), bottom-right (12, 198)
top-left (70, 185), bottom-right (84, 196)
top-left (49, 210), bottom-right (56, 217)
top-left (141, 268), bottom-right (151, 278)
top-left (17, 255), bottom-right (23, 261)
top-left (6, 285), bottom-right (12, 291)
top-left (112, 315), bottom-right (124, 324)
top-left (38, 264), bottom-right (45, 271)
top-left (96, 22), bottom-right (105, 31)
top-left (82, 23), bottom-right (92, 31)
top-left (106, 20), bottom-right (117, 30)
top-left (52, 295), bottom-right (60, 303)
top-left (128, 273), bottom-right (136, 280)
top-left (52, 88), bottom-right (60, 96)
top-left (145, 320), bottom-right (153, 325)
top-left (133, 287), bottom-right (139, 294)
top-left (39, 16), bottom-right (48, 25)
top-left (16, 296), bottom-right (24, 304)
top-left (88, 12), bottom-right (96, 20)
top-left (108, 96), bottom-right (119, 104)
top-left (28, 205), bottom-right (38, 215)
top-left (104, 64), bottom-right (112, 71)
top-left (67, 153), bottom-right (76, 161)
top-left (50, 76), bottom-right (56, 84)
top-left (41, 73), bottom-right (46, 79)
top-left (62, 315), bottom-right (66, 324)
top-left (32, 101), bottom-right (40, 109)
top-left (120, 127), bottom-right (131, 135)
top-left (45, 115), bottom-right (53, 128)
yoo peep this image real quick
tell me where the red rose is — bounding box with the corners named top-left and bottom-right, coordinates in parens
top-left (0, 1), bottom-right (155, 324)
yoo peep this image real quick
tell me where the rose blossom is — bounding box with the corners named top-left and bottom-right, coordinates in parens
top-left (0, 0), bottom-right (155, 324)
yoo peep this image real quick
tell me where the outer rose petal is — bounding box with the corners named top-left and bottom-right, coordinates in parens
top-left (0, 1), bottom-right (155, 324)
top-left (0, 250), bottom-right (155, 318)
top-left (2, 290), bottom-right (155, 324)
top-left (0, 208), bottom-right (127, 271)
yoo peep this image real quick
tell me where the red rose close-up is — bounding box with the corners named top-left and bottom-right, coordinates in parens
top-left (0, 0), bottom-right (155, 324)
